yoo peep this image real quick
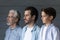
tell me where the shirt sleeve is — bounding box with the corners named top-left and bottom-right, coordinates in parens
top-left (52, 27), bottom-right (59, 40)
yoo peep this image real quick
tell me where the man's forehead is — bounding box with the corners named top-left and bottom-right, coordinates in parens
top-left (8, 12), bottom-right (15, 17)
top-left (24, 10), bottom-right (31, 14)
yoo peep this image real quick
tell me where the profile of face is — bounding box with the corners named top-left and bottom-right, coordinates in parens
top-left (7, 10), bottom-right (18, 26)
top-left (41, 11), bottom-right (53, 24)
top-left (24, 10), bottom-right (34, 24)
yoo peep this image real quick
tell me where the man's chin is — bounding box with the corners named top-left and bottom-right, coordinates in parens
top-left (24, 21), bottom-right (30, 24)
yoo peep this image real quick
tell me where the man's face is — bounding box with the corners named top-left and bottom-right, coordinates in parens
top-left (7, 11), bottom-right (17, 26)
top-left (41, 11), bottom-right (52, 24)
top-left (24, 10), bottom-right (33, 24)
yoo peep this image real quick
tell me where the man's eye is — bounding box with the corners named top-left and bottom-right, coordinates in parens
top-left (7, 16), bottom-right (14, 18)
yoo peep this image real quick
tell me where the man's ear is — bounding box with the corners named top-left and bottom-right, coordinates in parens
top-left (50, 16), bottom-right (53, 20)
top-left (32, 15), bottom-right (35, 20)
top-left (15, 18), bottom-right (18, 22)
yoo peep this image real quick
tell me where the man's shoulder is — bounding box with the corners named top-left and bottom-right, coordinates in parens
top-left (35, 25), bottom-right (40, 31)
top-left (16, 26), bottom-right (22, 31)
top-left (22, 25), bottom-right (27, 30)
top-left (5, 27), bottom-right (10, 33)
top-left (50, 25), bottom-right (59, 31)
top-left (35, 24), bottom-right (40, 28)
top-left (23, 24), bottom-right (40, 29)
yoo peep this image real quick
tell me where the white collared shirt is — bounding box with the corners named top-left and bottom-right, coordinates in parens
top-left (42, 26), bottom-right (48, 40)
top-left (38, 23), bottom-right (59, 40)
top-left (23, 27), bottom-right (33, 40)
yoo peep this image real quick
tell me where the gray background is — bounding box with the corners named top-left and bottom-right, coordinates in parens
top-left (0, 0), bottom-right (60, 40)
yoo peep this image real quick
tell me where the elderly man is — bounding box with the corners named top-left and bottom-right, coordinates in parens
top-left (4, 9), bottom-right (22, 40)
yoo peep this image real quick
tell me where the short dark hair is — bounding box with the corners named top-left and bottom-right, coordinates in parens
top-left (25, 6), bottom-right (38, 22)
top-left (41, 7), bottom-right (56, 20)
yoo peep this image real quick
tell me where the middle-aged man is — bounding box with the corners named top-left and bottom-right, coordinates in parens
top-left (4, 9), bottom-right (22, 40)
top-left (21, 6), bottom-right (40, 40)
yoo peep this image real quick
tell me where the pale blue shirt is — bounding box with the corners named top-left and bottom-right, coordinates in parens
top-left (4, 25), bottom-right (22, 40)
top-left (38, 23), bottom-right (59, 40)
top-left (21, 24), bottom-right (40, 40)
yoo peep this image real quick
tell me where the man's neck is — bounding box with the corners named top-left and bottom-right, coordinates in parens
top-left (27, 22), bottom-right (35, 28)
top-left (45, 22), bottom-right (52, 27)
top-left (10, 24), bottom-right (17, 29)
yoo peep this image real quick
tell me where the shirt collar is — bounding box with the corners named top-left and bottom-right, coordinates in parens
top-left (24, 24), bottom-right (37, 32)
top-left (43, 23), bottom-right (54, 27)
top-left (9, 25), bottom-right (19, 31)
top-left (43, 23), bottom-right (54, 29)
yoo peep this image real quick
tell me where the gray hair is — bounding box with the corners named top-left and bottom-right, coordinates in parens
top-left (9, 9), bottom-right (21, 25)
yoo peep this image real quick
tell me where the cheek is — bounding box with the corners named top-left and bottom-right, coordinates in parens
top-left (26, 16), bottom-right (31, 20)
top-left (41, 17), bottom-right (48, 22)
top-left (43, 17), bottom-right (47, 21)
top-left (8, 18), bottom-right (14, 22)
top-left (44, 17), bottom-right (50, 23)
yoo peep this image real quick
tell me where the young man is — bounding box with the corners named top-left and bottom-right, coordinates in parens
top-left (21, 6), bottom-right (40, 40)
top-left (38, 7), bottom-right (59, 40)
top-left (4, 9), bottom-right (22, 40)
